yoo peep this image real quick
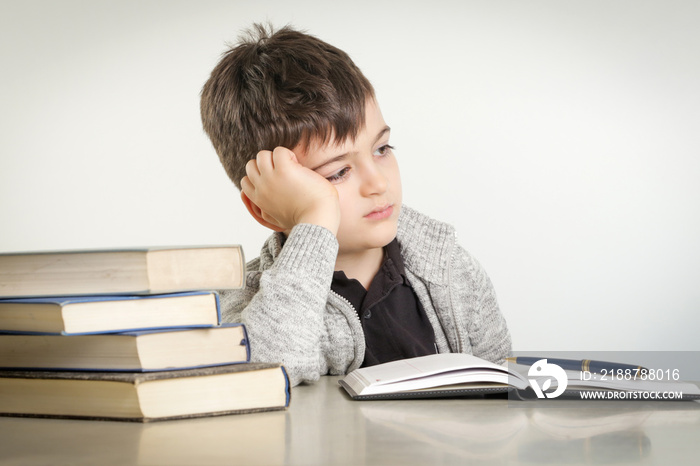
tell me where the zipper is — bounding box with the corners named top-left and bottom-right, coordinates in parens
top-left (445, 235), bottom-right (464, 354)
top-left (330, 289), bottom-right (361, 325)
top-left (329, 289), bottom-right (365, 372)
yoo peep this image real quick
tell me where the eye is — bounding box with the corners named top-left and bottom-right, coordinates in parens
top-left (374, 144), bottom-right (395, 157)
top-left (326, 167), bottom-right (351, 183)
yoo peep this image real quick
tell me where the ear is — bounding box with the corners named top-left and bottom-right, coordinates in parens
top-left (240, 192), bottom-right (286, 232)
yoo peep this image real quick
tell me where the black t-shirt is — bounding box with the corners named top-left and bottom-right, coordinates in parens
top-left (331, 239), bottom-right (437, 367)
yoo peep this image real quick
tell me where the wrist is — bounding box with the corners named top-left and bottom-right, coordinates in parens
top-left (297, 207), bottom-right (340, 236)
top-left (275, 223), bottom-right (339, 288)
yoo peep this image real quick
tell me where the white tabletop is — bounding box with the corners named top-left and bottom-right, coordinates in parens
top-left (1, 375), bottom-right (699, 465)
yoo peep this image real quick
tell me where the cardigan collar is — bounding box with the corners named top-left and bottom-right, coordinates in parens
top-left (257, 204), bottom-right (456, 285)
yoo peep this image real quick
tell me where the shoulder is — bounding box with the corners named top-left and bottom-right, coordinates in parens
top-left (397, 205), bottom-right (455, 240)
top-left (396, 205), bottom-right (457, 284)
top-left (396, 205), bottom-right (487, 285)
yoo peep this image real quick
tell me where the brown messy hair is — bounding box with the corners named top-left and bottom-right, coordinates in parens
top-left (200, 24), bottom-right (375, 189)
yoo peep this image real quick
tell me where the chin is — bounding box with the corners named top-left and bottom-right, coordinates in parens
top-left (339, 226), bottom-right (397, 253)
top-left (373, 223), bottom-right (399, 248)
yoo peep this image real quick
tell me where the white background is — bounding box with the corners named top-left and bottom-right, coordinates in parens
top-left (2, 0), bottom-right (699, 352)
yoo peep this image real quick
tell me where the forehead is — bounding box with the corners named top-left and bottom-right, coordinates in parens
top-left (295, 99), bottom-right (386, 165)
top-left (301, 134), bottom-right (355, 161)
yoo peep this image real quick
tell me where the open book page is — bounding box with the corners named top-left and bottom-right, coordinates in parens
top-left (342, 353), bottom-right (529, 396)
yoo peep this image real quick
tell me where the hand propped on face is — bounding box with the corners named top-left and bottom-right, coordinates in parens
top-left (240, 147), bottom-right (341, 235)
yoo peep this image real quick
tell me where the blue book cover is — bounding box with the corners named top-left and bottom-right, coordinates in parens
top-left (0, 291), bottom-right (222, 335)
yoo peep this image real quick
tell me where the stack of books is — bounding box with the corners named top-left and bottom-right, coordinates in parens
top-left (0, 246), bottom-right (290, 422)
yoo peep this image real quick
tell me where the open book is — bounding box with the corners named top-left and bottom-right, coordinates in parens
top-left (339, 353), bottom-right (700, 401)
top-left (340, 353), bottom-right (526, 399)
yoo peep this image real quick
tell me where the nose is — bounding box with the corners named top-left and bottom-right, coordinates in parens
top-left (359, 158), bottom-right (388, 196)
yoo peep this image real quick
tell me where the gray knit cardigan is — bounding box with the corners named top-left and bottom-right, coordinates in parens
top-left (219, 205), bottom-right (512, 386)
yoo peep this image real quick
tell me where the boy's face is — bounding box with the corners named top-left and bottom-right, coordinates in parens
top-left (294, 99), bottom-right (402, 259)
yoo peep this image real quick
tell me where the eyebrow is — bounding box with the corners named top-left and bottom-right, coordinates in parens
top-left (311, 126), bottom-right (391, 172)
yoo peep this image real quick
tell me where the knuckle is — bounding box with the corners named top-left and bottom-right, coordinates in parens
top-left (273, 146), bottom-right (294, 161)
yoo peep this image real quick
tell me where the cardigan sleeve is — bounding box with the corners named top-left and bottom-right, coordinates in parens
top-left (218, 223), bottom-right (339, 386)
top-left (453, 244), bottom-right (512, 364)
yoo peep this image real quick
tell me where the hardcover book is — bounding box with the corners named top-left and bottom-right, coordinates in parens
top-left (0, 245), bottom-right (244, 298)
top-left (0, 323), bottom-right (249, 371)
top-left (0, 291), bottom-right (221, 334)
top-left (0, 363), bottom-right (290, 422)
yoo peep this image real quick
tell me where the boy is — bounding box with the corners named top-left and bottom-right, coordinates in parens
top-left (200, 24), bottom-right (511, 386)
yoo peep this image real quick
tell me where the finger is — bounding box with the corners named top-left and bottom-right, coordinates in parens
top-left (240, 175), bottom-right (255, 196)
top-left (244, 159), bottom-right (261, 180)
top-left (260, 210), bottom-right (286, 233)
top-left (256, 150), bottom-right (274, 173)
top-left (259, 209), bottom-right (279, 226)
top-left (272, 146), bottom-right (298, 169)
top-left (240, 191), bottom-right (263, 222)
top-left (241, 191), bottom-right (286, 232)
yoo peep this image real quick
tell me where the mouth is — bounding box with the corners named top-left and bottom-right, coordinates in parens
top-left (365, 204), bottom-right (394, 220)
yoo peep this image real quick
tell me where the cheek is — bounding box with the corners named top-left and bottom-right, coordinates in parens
top-left (388, 159), bottom-right (402, 197)
top-left (334, 185), bottom-right (356, 218)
